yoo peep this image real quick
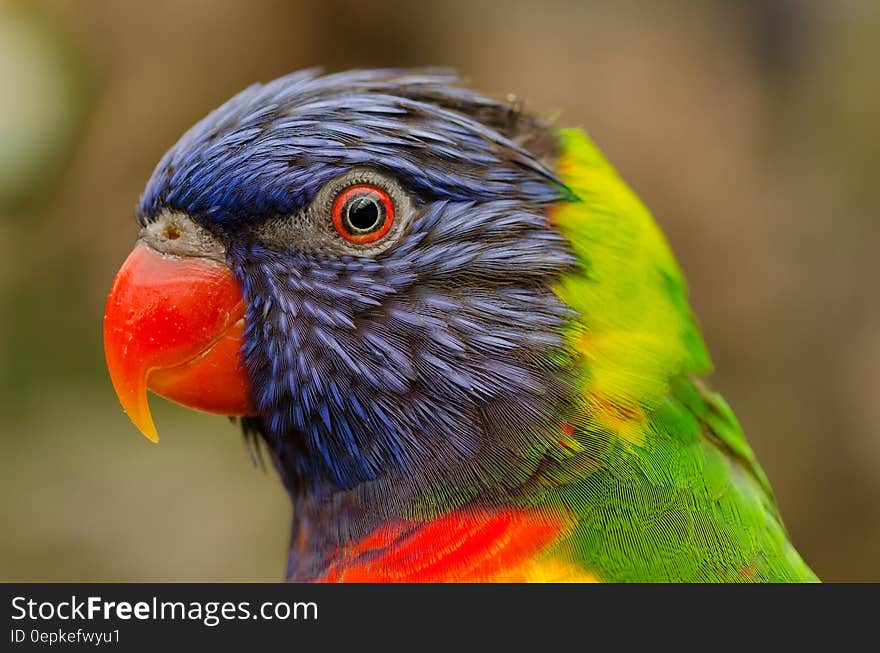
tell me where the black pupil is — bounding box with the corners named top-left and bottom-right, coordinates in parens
top-left (344, 195), bottom-right (382, 232)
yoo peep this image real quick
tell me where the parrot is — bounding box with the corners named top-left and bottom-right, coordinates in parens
top-left (103, 69), bottom-right (818, 582)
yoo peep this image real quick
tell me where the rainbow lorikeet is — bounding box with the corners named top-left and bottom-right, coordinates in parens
top-left (104, 69), bottom-right (818, 582)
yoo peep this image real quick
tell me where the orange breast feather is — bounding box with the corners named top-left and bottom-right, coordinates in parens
top-left (320, 508), bottom-right (598, 583)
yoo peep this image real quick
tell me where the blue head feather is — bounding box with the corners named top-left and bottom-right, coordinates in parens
top-left (140, 69), bottom-right (567, 228)
top-left (138, 70), bottom-right (578, 518)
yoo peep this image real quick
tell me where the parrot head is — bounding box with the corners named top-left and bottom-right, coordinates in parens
top-left (104, 69), bottom-right (578, 503)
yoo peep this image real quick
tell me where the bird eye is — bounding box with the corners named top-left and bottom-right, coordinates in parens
top-left (331, 184), bottom-right (395, 244)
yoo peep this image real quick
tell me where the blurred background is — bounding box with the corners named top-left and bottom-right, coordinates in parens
top-left (1, 0), bottom-right (878, 581)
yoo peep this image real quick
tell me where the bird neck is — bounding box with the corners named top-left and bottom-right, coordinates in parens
top-left (277, 455), bottom-right (534, 581)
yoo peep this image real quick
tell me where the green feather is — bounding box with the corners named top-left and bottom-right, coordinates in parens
top-left (539, 128), bottom-right (817, 581)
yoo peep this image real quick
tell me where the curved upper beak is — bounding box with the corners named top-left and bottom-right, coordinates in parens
top-left (103, 242), bottom-right (253, 442)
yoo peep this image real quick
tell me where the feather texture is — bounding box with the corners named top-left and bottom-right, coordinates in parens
top-left (138, 70), bottom-right (817, 582)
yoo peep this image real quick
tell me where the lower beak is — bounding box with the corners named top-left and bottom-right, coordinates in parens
top-left (103, 242), bottom-right (253, 442)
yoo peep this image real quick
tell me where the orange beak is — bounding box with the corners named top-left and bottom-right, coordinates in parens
top-left (103, 242), bottom-right (253, 442)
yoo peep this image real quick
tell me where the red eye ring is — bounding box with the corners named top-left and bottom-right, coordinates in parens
top-left (331, 184), bottom-right (395, 244)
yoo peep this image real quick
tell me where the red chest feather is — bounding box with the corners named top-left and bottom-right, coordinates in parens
top-left (320, 508), bottom-right (594, 583)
